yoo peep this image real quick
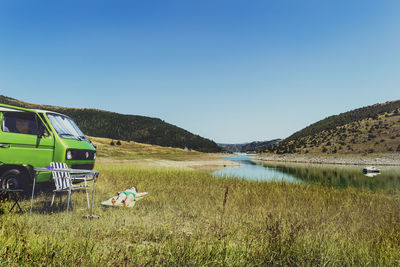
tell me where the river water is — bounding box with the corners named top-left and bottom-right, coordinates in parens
top-left (212, 155), bottom-right (400, 191)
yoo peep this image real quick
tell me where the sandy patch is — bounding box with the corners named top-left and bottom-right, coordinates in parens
top-left (96, 154), bottom-right (240, 170)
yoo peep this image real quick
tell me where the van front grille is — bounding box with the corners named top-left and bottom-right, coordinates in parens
top-left (67, 149), bottom-right (96, 160)
top-left (71, 164), bottom-right (94, 170)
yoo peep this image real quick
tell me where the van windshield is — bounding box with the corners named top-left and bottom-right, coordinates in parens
top-left (47, 113), bottom-right (87, 141)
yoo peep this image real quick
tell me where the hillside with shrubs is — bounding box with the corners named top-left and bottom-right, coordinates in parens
top-left (268, 101), bottom-right (400, 154)
top-left (0, 96), bottom-right (222, 153)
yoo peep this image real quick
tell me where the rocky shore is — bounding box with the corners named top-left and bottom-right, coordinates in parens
top-left (255, 153), bottom-right (400, 166)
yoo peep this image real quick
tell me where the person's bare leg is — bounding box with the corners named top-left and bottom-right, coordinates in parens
top-left (112, 193), bottom-right (127, 205)
top-left (125, 194), bottom-right (134, 205)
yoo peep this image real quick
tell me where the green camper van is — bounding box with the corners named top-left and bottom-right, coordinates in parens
top-left (0, 104), bottom-right (96, 190)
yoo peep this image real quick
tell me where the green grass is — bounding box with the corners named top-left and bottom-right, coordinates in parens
top-left (1, 162), bottom-right (400, 265)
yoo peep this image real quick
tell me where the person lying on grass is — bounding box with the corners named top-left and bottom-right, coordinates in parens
top-left (111, 186), bottom-right (137, 206)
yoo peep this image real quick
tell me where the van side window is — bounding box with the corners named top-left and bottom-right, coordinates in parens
top-left (2, 112), bottom-right (38, 135)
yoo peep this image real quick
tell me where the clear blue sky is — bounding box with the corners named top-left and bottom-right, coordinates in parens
top-left (0, 0), bottom-right (399, 143)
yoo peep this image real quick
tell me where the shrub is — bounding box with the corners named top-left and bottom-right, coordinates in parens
top-left (110, 141), bottom-right (115, 146)
top-left (116, 140), bottom-right (122, 145)
top-left (397, 145), bottom-right (400, 152)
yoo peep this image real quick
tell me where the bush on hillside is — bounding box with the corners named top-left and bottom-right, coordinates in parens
top-left (284, 100), bottom-right (400, 143)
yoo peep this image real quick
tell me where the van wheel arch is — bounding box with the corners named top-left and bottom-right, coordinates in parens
top-left (0, 165), bottom-right (32, 190)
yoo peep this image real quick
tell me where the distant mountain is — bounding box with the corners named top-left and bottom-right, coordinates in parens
top-left (219, 139), bottom-right (281, 153)
top-left (269, 100), bottom-right (400, 154)
top-left (0, 95), bottom-right (222, 153)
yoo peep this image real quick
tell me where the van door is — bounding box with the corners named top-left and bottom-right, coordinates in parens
top-left (0, 111), bottom-right (54, 168)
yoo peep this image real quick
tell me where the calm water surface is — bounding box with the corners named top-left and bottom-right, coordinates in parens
top-left (213, 155), bottom-right (300, 183)
top-left (213, 155), bottom-right (400, 191)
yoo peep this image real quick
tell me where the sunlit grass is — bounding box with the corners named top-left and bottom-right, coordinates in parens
top-left (1, 161), bottom-right (400, 265)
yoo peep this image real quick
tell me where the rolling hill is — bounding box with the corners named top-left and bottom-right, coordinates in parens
top-left (0, 95), bottom-right (222, 152)
top-left (219, 139), bottom-right (281, 153)
top-left (269, 100), bottom-right (400, 154)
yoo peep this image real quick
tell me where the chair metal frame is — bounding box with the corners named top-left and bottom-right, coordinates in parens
top-left (30, 164), bottom-right (99, 216)
top-left (0, 188), bottom-right (24, 212)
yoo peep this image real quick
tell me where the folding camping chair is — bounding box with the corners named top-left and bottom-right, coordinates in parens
top-left (0, 188), bottom-right (24, 212)
top-left (50, 162), bottom-right (90, 215)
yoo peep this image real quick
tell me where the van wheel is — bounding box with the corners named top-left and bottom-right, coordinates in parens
top-left (0, 169), bottom-right (30, 191)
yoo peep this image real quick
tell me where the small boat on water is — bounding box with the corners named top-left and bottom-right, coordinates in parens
top-left (363, 166), bottom-right (380, 174)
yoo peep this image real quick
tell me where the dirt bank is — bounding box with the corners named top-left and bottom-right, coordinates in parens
top-left (97, 154), bottom-right (240, 170)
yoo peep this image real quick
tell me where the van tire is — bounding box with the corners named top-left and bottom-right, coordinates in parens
top-left (0, 169), bottom-right (30, 191)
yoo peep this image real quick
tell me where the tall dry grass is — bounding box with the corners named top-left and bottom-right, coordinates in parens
top-left (1, 162), bottom-right (400, 265)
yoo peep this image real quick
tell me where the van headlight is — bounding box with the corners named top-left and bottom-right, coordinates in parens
top-left (93, 152), bottom-right (96, 160)
top-left (66, 150), bottom-right (73, 160)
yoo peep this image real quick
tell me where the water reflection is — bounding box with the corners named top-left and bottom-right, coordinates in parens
top-left (261, 161), bottom-right (400, 191)
top-left (213, 155), bottom-right (301, 183)
top-left (213, 155), bottom-right (400, 191)
top-left (364, 173), bottom-right (380, 178)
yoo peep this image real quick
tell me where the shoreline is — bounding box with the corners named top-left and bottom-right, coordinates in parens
top-left (97, 153), bottom-right (241, 170)
top-left (254, 153), bottom-right (400, 166)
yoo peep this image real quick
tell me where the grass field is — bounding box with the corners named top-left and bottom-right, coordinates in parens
top-left (1, 140), bottom-right (400, 265)
top-left (90, 137), bottom-right (206, 161)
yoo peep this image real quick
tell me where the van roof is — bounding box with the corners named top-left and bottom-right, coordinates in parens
top-left (0, 107), bottom-right (23, 112)
top-left (0, 106), bottom-right (66, 117)
top-left (34, 109), bottom-right (64, 115)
